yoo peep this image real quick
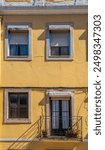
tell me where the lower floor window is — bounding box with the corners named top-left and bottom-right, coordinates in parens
top-left (9, 93), bottom-right (28, 119)
top-left (4, 89), bottom-right (31, 123)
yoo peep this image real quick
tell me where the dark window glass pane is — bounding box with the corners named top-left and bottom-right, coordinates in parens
top-left (9, 93), bottom-right (18, 118)
top-left (51, 46), bottom-right (69, 56)
top-left (61, 47), bottom-right (69, 55)
top-left (10, 45), bottom-right (28, 56)
top-left (10, 45), bottom-right (18, 56)
top-left (51, 47), bottom-right (59, 56)
top-left (20, 93), bottom-right (28, 105)
top-left (9, 93), bottom-right (18, 103)
top-left (19, 93), bottom-right (28, 118)
top-left (8, 93), bottom-right (28, 119)
top-left (20, 109), bottom-right (28, 118)
top-left (20, 45), bottom-right (28, 56)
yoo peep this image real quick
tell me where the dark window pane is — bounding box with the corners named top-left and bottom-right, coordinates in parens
top-left (20, 108), bottom-right (28, 118)
top-left (20, 93), bottom-right (28, 105)
top-left (9, 108), bottom-right (18, 118)
top-left (61, 46), bottom-right (69, 55)
top-left (20, 45), bottom-right (28, 56)
top-left (51, 46), bottom-right (69, 56)
top-left (9, 93), bottom-right (18, 103)
top-left (8, 93), bottom-right (28, 119)
top-left (10, 45), bottom-right (28, 56)
top-left (10, 45), bottom-right (18, 56)
top-left (51, 47), bottom-right (59, 56)
top-left (19, 93), bottom-right (28, 118)
top-left (9, 93), bottom-right (18, 118)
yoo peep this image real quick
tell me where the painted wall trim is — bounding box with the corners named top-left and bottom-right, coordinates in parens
top-left (0, 138), bottom-right (86, 142)
top-left (0, 87), bottom-right (88, 89)
top-left (0, 7), bottom-right (88, 15)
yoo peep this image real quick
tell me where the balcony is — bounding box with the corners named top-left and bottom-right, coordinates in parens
top-left (5, 116), bottom-right (83, 149)
top-left (39, 116), bottom-right (83, 140)
top-left (0, 0), bottom-right (88, 7)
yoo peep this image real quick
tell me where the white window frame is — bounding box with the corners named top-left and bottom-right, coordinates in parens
top-left (5, 24), bottom-right (32, 60)
top-left (45, 89), bottom-right (74, 136)
top-left (46, 24), bottom-right (74, 60)
top-left (4, 88), bottom-right (32, 123)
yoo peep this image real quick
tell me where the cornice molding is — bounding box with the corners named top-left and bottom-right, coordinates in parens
top-left (0, 6), bottom-right (88, 15)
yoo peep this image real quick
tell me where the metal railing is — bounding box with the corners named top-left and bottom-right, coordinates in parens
top-left (39, 116), bottom-right (83, 140)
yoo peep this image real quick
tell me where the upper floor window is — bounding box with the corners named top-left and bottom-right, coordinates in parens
top-left (5, 24), bottom-right (32, 60)
top-left (46, 24), bottom-right (73, 60)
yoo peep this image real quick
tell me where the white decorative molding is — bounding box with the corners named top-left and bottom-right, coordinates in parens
top-left (0, 7), bottom-right (88, 15)
top-left (47, 89), bottom-right (74, 97)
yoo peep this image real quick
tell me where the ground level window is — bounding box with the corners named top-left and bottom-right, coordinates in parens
top-left (4, 89), bottom-right (31, 123)
top-left (9, 93), bottom-right (28, 119)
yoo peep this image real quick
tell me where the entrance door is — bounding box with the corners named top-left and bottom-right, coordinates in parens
top-left (50, 99), bottom-right (71, 136)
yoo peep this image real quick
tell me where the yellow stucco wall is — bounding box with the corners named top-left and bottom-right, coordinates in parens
top-left (0, 89), bottom-right (88, 138)
top-left (0, 14), bottom-right (88, 150)
top-left (0, 17), bottom-right (1, 86)
top-left (1, 14), bottom-right (88, 87)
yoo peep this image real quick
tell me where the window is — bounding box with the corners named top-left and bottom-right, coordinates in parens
top-left (50, 98), bottom-right (71, 136)
top-left (9, 93), bottom-right (28, 119)
top-left (4, 89), bottom-right (31, 123)
top-left (46, 90), bottom-right (74, 136)
top-left (5, 24), bottom-right (32, 60)
top-left (46, 24), bottom-right (73, 60)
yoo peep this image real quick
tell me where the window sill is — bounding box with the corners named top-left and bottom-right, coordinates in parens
top-left (4, 118), bottom-right (31, 124)
top-left (46, 56), bottom-right (74, 61)
top-left (5, 56), bottom-right (32, 61)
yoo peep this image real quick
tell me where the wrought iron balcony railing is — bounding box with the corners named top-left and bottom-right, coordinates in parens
top-left (0, 0), bottom-right (88, 6)
top-left (38, 116), bottom-right (83, 140)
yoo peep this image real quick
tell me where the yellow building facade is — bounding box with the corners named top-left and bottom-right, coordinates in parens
top-left (0, 1), bottom-right (88, 150)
